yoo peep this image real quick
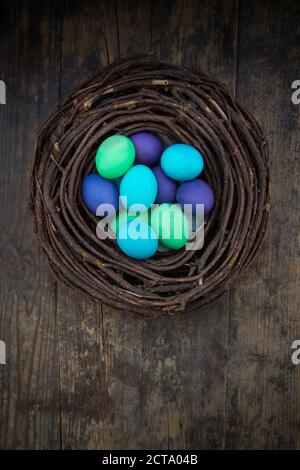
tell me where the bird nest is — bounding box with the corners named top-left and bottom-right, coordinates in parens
top-left (31, 56), bottom-right (270, 316)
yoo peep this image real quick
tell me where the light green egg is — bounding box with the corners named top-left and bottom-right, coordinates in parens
top-left (150, 203), bottom-right (190, 250)
top-left (109, 210), bottom-right (149, 234)
top-left (96, 135), bottom-right (135, 179)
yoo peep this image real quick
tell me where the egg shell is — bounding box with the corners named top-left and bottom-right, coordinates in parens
top-left (150, 203), bottom-right (190, 250)
top-left (176, 179), bottom-right (215, 215)
top-left (161, 143), bottom-right (204, 181)
top-left (82, 173), bottom-right (119, 216)
top-left (152, 165), bottom-right (178, 203)
top-left (120, 165), bottom-right (158, 213)
top-left (130, 132), bottom-right (164, 166)
top-left (96, 135), bottom-right (135, 179)
top-left (117, 221), bottom-right (158, 259)
top-left (109, 210), bottom-right (149, 234)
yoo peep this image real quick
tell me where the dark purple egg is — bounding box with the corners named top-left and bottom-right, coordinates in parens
top-left (176, 179), bottom-right (215, 215)
top-left (130, 132), bottom-right (163, 166)
top-left (152, 165), bottom-right (178, 203)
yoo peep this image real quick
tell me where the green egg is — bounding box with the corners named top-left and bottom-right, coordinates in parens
top-left (96, 135), bottom-right (135, 179)
top-left (109, 210), bottom-right (149, 234)
top-left (150, 203), bottom-right (190, 250)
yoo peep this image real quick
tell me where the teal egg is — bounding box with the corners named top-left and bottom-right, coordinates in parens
top-left (120, 165), bottom-right (157, 213)
top-left (161, 143), bottom-right (204, 181)
top-left (117, 221), bottom-right (158, 259)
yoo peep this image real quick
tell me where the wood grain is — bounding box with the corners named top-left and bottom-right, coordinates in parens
top-left (225, 0), bottom-right (300, 449)
top-left (0, 0), bottom-right (299, 450)
top-left (0, 0), bottom-right (62, 449)
top-left (56, 0), bottom-right (119, 450)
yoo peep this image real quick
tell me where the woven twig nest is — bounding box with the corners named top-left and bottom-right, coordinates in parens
top-left (31, 56), bottom-right (270, 316)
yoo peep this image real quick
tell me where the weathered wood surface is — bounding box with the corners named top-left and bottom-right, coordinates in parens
top-left (225, 0), bottom-right (300, 449)
top-left (0, 0), bottom-right (61, 449)
top-left (0, 0), bottom-right (299, 450)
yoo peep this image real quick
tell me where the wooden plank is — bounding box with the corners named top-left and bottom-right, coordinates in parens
top-left (57, 0), bottom-right (121, 450)
top-left (60, 0), bottom-right (118, 99)
top-left (0, 0), bottom-right (61, 449)
top-left (150, 0), bottom-right (238, 450)
top-left (95, 0), bottom-right (161, 450)
top-left (225, 0), bottom-right (300, 449)
top-left (116, 0), bottom-right (152, 57)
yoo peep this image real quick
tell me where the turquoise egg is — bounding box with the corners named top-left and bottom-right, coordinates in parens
top-left (120, 165), bottom-right (157, 213)
top-left (161, 143), bottom-right (204, 181)
top-left (117, 221), bottom-right (158, 259)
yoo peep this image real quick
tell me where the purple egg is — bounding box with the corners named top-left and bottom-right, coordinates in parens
top-left (176, 179), bottom-right (215, 215)
top-left (152, 165), bottom-right (178, 203)
top-left (82, 173), bottom-right (119, 216)
top-left (130, 132), bottom-right (163, 166)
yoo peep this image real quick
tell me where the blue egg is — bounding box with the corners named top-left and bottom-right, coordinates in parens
top-left (120, 165), bottom-right (157, 213)
top-left (117, 221), bottom-right (158, 259)
top-left (161, 143), bottom-right (204, 181)
top-left (82, 173), bottom-right (119, 216)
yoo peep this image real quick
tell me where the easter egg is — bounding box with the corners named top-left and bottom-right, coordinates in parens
top-left (109, 210), bottom-right (149, 234)
top-left (152, 165), bottom-right (178, 203)
top-left (130, 132), bottom-right (163, 166)
top-left (176, 179), bottom-right (215, 215)
top-left (161, 143), bottom-right (204, 181)
top-left (82, 173), bottom-right (118, 216)
top-left (117, 221), bottom-right (158, 259)
top-left (96, 135), bottom-right (135, 179)
top-left (120, 165), bottom-right (157, 213)
top-left (151, 203), bottom-right (190, 250)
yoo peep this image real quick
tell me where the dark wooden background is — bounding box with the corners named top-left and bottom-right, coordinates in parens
top-left (0, 0), bottom-right (299, 450)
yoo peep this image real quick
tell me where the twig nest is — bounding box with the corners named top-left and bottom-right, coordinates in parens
top-left (31, 56), bottom-right (270, 316)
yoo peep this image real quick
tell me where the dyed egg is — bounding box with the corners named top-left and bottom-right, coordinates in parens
top-left (117, 221), bottom-right (158, 259)
top-left (109, 210), bottom-right (149, 234)
top-left (120, 165), bottom-right (157, 213)
top-left (161, 143), bottom-right (204, 181)
top-left (177, 179), bottom-right (215, 215)
top-left (82, 173), bottom-right (118, 216)
top-left (96, 135), bottom-right (135, 179)
top-left (151, 203), bottom-right (190, 250)
top-left (152, 165), bottom-right (178, 203)
top-left (130, 132), bottom-right (163, 166)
